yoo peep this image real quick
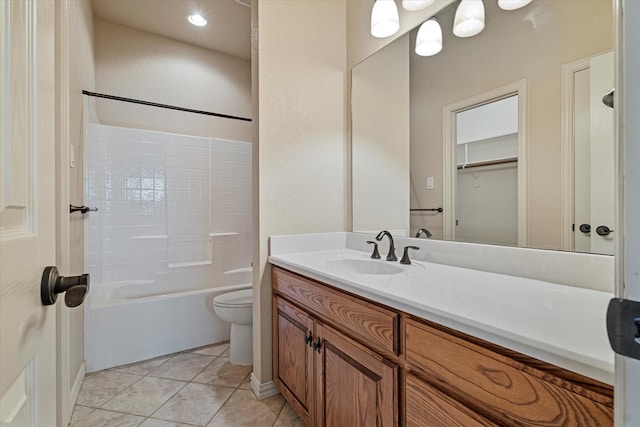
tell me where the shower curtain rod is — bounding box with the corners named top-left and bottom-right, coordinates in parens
top-left (82, 90), bottom-right (252, 122)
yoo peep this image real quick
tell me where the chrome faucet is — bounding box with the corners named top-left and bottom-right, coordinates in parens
top-left (375, 230), bottom-right (397, 261)
top-left (415, 228), bottom-right (433, 238)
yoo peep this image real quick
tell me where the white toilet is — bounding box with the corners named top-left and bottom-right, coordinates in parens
top-left (213, 288), bottom-right (253, 366)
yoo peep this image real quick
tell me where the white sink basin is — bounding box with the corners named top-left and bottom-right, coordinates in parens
top-left (324, 259), bottom-right (403, 276)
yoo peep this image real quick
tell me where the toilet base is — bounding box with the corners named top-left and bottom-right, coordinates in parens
top-left (229, 323), bottom-right (253, 366)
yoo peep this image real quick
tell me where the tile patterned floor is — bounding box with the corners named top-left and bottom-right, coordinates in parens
top-left (71, 343), bottom-right (305, 427)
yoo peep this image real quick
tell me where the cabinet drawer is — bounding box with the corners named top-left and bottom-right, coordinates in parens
top-left (404, 319), bottom-right (612, 426)
top-left (273, 267), bottom-right (398, 354)
top-left (405, 373), bottom-right (497, 427)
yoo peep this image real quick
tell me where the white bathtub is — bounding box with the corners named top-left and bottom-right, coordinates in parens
top-left (84, 269), bottom-right (252, 372)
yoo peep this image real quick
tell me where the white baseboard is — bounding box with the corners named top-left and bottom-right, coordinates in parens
top-left (69, 361), bottom-right (86, 411)
top-left (249, 373), bottom-right (280, 400)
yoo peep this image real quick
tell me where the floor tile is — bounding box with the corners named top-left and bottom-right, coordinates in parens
top-left (101, 376), bottom-right (186, 417)
top-left (76, 371), bottom-right (143, 407)
top-left (192, 357), bottom-right (252, 388)
top-left (238, 373), bottom-right (252, 390)
top-left (139, 419), bottom-right (194, 427)
top-left (207, 389), bottom-right (285, 427)
top-left (69, 405), bottom-right (95, 425)
top-left (186, 342), bottom-right (230, 357)
top-left (273, 403), bottom-right (306, 427)
top-left (152, 383), bottom-right (235, 426)
top-left (148, 353), bottom-right (215, 381)
top-left (69, 408), bottom-right (145, 427)
top-left (110, 354), bottom-right (174, 375)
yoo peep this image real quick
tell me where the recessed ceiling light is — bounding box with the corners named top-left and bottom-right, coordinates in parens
top-left (187, 14), bottom-right (207, 27)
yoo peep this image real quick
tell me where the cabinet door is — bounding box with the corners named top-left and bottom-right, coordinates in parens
top-left (273, 297), bottom-right (314, 426)
top-left (314, 322), bottom-right (397, 427)
top-left (406, 374), bottom-right (498, 427)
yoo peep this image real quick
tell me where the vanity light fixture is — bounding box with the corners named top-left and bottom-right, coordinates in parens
top-left (415, 18), bottom-right (442, 56)
top-left (401, 0), bottom-right (436, 11)
top-left (371, 0), bottom-right (400, 38)
top-left (453, 0), bottom-right (485, 38)
top-left (187, 14), bottom-right (207, 27)
top-left (497, 0), bottom-right (532, 10)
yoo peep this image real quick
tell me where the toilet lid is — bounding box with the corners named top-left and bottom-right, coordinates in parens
top-left (213, 289), bottom-right (253, 308)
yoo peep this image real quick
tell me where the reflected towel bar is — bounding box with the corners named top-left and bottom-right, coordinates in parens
top-left (410, 207), bottom-right (443, 213)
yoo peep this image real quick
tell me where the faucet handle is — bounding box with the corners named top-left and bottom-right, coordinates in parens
top-left (400, 246), bottom-right (420, 265)
top-left (366, 241), bottom-right (381, 259)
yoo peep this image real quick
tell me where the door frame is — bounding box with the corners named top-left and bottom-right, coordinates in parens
top-left (443, 79), bottom-right (528, 246)
top-left (615, 0), bottom-right (640, 424)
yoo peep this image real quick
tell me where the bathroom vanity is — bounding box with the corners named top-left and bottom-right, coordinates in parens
top-left (269, 233), bottom-right (615, 427)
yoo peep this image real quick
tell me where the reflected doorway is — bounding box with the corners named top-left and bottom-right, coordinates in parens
top-left (444, 80), bottom-right (527, 246)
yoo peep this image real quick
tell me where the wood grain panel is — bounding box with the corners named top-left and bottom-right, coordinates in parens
top-left (403, 314), bottom-right (613, 403)
top-left (273, 267), bottom-right (397, 354)
top-left (406, 373), bottom-right (498, 427)
top-left (405, 319), bottom-right (613, 426)
top-left (316, 322), bottom-right (398, 427)
top-left (272, 297), bottom-right (313, 426)
top-left (323, 341), bottom-right (378, 426)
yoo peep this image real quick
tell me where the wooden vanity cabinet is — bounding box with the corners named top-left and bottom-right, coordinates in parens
top-left (273, 296), bottom-right (314, 426)
top-left (271, 266), bottom-right (614, 427)
top-left (403, 318), bottom-right (614, 427)
top-left (405, 373), bottom-right (498, 427)
top-left (272, 267), bottom-right (398, 427)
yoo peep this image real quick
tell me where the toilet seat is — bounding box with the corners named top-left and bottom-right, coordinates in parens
top-left (213, 289), bottom-right (252, 308)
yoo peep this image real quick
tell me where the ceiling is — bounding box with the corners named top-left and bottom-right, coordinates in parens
top-left (91, 0), bottom-right (251, 60)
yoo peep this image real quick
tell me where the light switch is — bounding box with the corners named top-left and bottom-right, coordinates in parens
top-left (70, 144), bottom-right (76, 169)
top-left (427, 176), bottom-right (435, 190)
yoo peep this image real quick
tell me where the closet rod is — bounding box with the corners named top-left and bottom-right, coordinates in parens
top-left (82, 90), bottom-right (252, 122)
top-left (457, 157), bottom-right (517, 170)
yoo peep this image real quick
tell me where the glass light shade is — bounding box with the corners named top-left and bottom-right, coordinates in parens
top-left (453, 0), bottom-right (485, 38)
top-left (401, 0), bottom-right (436, 11)
top-left (371, 0), bottom-right (400, 38)
top-left (415, 19), bottom-right (442, 56)
top-left (497, 0), bottom-right (532, 10)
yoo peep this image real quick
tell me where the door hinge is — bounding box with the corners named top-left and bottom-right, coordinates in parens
top-left (606, 298), bottom-right (640, 360)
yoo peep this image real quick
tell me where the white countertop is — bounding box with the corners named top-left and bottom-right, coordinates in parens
top-left (269, 247), bottom-right (615, 385)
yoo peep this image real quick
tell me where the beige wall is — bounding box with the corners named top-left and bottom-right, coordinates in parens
top-left (410, 0), bottom-right (613, 249)
top-left (352, 34), bottom-right (410, 234)
top-left (253, 0), bottom-right (347, 384)
top-left (67, 0), bottom-right (95, 390)
top-left (93, 18), bottom-right (251, 141)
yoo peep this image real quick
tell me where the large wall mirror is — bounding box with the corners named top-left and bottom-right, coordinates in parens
top-left (351, 0), bottom-right (614, 254)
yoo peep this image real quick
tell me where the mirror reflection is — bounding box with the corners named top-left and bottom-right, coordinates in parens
top-left (455, 95), bottom-right (519, 246)
top-left (351, 0), bottom-right (614, 254)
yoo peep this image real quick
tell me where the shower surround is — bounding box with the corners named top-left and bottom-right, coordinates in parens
top-left (84, 123), bottom-right (252, 372)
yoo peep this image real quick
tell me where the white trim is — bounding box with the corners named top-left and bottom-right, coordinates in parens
top-left (69, 362), bottom-right (86, 411)
top-left (443, 79), bottom-right (528, 246)
top-left (249, 373), bottom-right (280, 400)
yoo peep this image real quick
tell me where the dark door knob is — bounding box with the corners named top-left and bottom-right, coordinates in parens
top-left (596, 225), bottom-right (614, 236)
top-left (579, 223), bottom-right (591, 234)
top-left (41, 266), bottom-right (90, 307)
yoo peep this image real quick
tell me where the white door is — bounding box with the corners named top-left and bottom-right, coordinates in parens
top-left (572, 52), bottom-right (615, 255)
top-left (0, 1), bottom-right (58, 426)
top-left (572, 67), bottom-right (591, 253)
top-left (589, 51), bottom-right (615, 255)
